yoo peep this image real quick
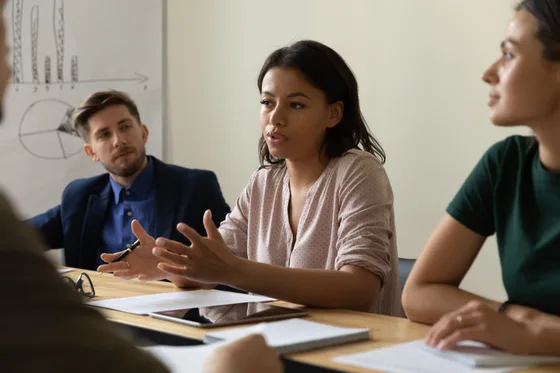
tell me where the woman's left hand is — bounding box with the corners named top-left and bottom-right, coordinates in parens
top-left (425, 301), bottom-right (539, 355)
top-left (152, 210), bottom-right (241, 285)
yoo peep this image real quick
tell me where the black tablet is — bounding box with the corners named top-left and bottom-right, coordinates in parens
top-left (148, 302), bottom-right (307, 328)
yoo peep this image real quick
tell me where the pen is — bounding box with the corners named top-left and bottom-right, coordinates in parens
top-left (112, 239), bottom-right (141, 263)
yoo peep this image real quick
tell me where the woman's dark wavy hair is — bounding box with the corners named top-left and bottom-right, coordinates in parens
top-left (517, 0), bottom-right (560, 61)
top-left (257, 40), bottom-right (386, 166)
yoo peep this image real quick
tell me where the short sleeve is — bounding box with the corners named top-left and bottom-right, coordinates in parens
top-left (335, 154), bottom-right (394, 286)
top-left (446, 140), bottom-right (509, 237)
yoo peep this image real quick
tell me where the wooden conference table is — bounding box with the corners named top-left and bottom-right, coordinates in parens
top-left (62, 268), bottom-right (559, 373)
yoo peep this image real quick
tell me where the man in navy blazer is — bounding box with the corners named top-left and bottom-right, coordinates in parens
top-left (29, 90), bottom-right (230, 271)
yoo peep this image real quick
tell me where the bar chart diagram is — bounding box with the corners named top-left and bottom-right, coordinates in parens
top-left (10, 0), bottom-right (152, 160)
top-left (2, 0), bottom-right (163, 219)
top-left (10, 0), bottom-right (149, 92)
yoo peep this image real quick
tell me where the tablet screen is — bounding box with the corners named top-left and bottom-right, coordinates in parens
top-left (150, 302), bottom-right (307, 328)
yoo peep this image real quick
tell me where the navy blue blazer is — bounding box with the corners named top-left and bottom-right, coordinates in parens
top-left (28, 157), bottom-right (231, 270)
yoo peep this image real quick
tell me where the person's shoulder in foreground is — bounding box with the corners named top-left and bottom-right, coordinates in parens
top-left (1, 192), bottom-right (282, 373)
top-left (0, 192), bottom-right (170, 373)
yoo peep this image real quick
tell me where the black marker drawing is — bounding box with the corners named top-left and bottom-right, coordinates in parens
top-left (44, 55), bottom-right (51, 88)
top-left (19, 99), bottom-right (82, 160)
top-left (11, 0), bottom-right (153, 161)
top-left (12, 0), bottom-right (23, 84)
top-left (54, 0), bottom-right (63, 85)
top-left (71, 55), bottom-right (77, 87)
top-left (9, 0), bottom-right (149, 90)
top-left (31, 5), bottom-right (39, 85)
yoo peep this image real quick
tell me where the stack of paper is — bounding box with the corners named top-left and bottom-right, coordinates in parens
top-left (333, 340), bottom-right (560, 373)
top-left (87, 290), bottom-right (275, 315)
top-left (426, 340), bottom-right (560, 368)
top-left (204, 318), bottom-right (370, 354)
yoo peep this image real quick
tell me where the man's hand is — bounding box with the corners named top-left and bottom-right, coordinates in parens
top-left (97, 220), bottom-right (162, 280)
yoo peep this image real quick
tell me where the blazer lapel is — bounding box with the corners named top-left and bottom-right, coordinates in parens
top-left (154, 163), bottom-right (178, 240)
top-left (79, 182), bottom-right (111, 269)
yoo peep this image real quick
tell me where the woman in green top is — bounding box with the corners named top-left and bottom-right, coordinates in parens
top-left (403, 0), bottom-right (560, 355)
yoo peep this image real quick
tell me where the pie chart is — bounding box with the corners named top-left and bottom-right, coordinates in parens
top-left (19, 99), bottom-right (83, 160)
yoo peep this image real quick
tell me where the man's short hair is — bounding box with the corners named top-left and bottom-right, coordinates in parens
top-left (73, 90), bottom-right (141, 141)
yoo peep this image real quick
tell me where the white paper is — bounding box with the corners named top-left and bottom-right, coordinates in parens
top-left (332, 341), bottom-right (520, 373)
top-left (142, 343), bottom-right (224, 373)
top-left (426, 340), bottom-right (560, 368)
top-left (4, 0), bottom-right (163, 218)
top-left (204, 318), bottom-right (370, 354)
top-left (57, 268), bottom-right (73, 274)
top-left (87, 289), bottom-right (276, 315)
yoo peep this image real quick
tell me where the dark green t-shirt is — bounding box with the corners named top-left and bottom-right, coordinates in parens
top-left (447, 135), bottom-right (560, 315)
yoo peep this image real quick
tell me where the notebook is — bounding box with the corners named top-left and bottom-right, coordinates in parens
top-left (203, 318), bottom-right (370, 354)
top-left (424, 340), bottom-right (560, 368)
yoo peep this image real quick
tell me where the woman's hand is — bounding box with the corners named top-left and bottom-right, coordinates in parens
top-left (425, 301), bottom-right (539, 355)
top-left (153, 210), bottom-right (241, 285)
top-left (97, 219), bottom-right (208, 288)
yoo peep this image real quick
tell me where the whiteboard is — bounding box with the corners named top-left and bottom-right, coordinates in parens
top-left (2, 0), bottom-right (163, 218)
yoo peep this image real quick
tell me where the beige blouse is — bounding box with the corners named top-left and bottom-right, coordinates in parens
top-left (219, 149), bottom-right (400, 316)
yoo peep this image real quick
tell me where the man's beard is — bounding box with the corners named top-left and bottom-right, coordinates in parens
top-left (102, 149), bottom-right (146, 178)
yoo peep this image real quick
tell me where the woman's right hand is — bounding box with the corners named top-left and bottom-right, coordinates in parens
top-left (97, 220), bottom-right (207, 288)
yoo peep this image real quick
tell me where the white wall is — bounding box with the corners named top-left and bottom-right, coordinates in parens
top-left (166, 0), bottom-right (528, 300)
